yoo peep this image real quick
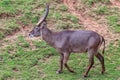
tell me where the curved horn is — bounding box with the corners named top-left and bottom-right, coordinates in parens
top-left (36, 3), bottom-right (49, 26)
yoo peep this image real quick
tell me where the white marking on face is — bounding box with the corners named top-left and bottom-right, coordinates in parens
top-left (29, 34), bottom-right (34, 38)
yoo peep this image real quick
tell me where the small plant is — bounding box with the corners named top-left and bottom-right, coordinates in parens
top-left (101, 0), bottom-right (110, 4)
top-left (6, 19), bottom-right (18, 29)
top-left (72, 23), bottom-right (81, 29)
top-left (56, 20), bottom-right (81, 29)
top-left (0, 19), bottom-right (19, 38)
top-left (94, 5), bottom-right (109, 15)
top-left (19, 16), bottom-right (30, 26)
top-left (56, 20), bottom-right (71, 29)
top-left (82, 0), bottom-right (110, 6)
top-left (1, 71), bottom-right (12, 80)
top-left (0, 32), bottom-right (5, 39)
top-left (66, 14), bottom-right (79, 23)
top-left (82, 0), bottom-right (98, 6)
top-left (0, 0), bottom-right (17, 15)
top-left (17, 36), bottom-right (30, 48)
top-left (59, 4), bottom-right (68, 11)
top-left (53, 11), bottom-right (62, 20)
top-left (5, 45), bottom-right (15, 53)
top-left (33, 41), bottom-right (47, 48)
top-left (107, 15), bottom-right (120, 33)
top-left (31, 15), bottom-right (39, 24)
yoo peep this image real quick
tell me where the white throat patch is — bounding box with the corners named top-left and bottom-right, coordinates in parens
top-left (40, 30), bottom-right (43, 41)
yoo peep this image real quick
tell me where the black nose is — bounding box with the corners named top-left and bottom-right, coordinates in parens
top-left (29, 33), bottom-right (34, 38)
top-left (29, 33), bottom-right (31, 36)
top-left (29, 33), bottom-right (31, 37)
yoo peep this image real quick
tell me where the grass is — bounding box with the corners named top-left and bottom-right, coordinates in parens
top-left (0, 0), bottom-right (80, 39)
top-left (82, 0), bottom-right (110, 6)
top-left (0, 0), bottom-right (50, 38)
top-left (93, 5), bottom-right (110, 15)
top-left (0, 0), bottom-right (120, 80)
top-left (107, 15), bottom-right (120, 33)
top-left (0, 19), bottom-right (19, 39)
top-left (56, 20), bottom-right (80, 29)
top-left (82, 0), bottom-right (120, 33)
top-left (1, 36), bottom-right (120, 80)
top-left (59, 4), bottom-right (68, 12)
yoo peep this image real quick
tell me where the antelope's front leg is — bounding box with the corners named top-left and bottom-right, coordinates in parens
top-left (56, 53), bottom-right (64, 74)
top-left (63, 52), bottom-right (76, 73)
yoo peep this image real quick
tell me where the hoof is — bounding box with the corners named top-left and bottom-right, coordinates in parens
top-left (101, 71), bottom-right (105, 74)
top-left (56, 70), bottom-right (62, 74)
top-left (101, 69), bottom-right (105, 74)
top-left (83, 74), bottom-right (88, 78)
top-left (83, 75), bottom-right (87, 78)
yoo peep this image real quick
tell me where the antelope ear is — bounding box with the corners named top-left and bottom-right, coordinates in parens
top-left (41, 21), bottom-right (47, 29)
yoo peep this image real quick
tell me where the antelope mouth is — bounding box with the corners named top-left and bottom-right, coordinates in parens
top-left (29, 33), bottom-right (34, 38)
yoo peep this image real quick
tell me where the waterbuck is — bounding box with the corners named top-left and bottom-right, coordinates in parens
top-left (29, 3), bottom-right (105, 77)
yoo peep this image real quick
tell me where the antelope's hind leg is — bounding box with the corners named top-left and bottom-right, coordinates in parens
top-left (83, 49), bottom-right (95, 77)
top-left (95, 52), bottom-right (105, 74)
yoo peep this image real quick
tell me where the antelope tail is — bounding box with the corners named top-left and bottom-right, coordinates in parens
top-left (102, 36), bottom-right (105, 54)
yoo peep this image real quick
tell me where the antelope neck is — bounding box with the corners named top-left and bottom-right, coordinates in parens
top-left (42, 29), bottom-right (54, 46)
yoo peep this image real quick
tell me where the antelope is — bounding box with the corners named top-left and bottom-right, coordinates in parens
top-left (29, 3), bottom-right (105, 77)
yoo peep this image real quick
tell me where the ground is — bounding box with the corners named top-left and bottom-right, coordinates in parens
top-left (0, 0), bottom-right (120, 80)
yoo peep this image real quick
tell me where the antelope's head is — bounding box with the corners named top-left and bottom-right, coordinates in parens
top-left (29, 3), bottom-right (49, 38)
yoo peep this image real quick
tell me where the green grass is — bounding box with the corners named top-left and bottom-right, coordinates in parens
top-left (107, 15), bottom-right (120, 33)
top-left (85, 0), bottom-right (120, 33)
top-left (0, 0), bottom-right (80, 39)
top-left (0, 19), bottom-right (19, 39)
top-left (0, 0), bottom-right (120, 80)
top-left (94, 5), bottom-right (110, 15)
top-left (0, 0), bottom-right (51, 38)
top-left (56, 20), bottom-right (80, 29)
top-left (1, 36), bottom-right (120, 80)
top-left (0, 0), bottom-right (35, 38)
top-left (0, 0), bottom-right (18, 15)
top-left (17, 36), bottom-right (30, 48)
top-left (59, 4), bottom-right (68, 12)
top-left (82, 0), bottom-right (110, 6)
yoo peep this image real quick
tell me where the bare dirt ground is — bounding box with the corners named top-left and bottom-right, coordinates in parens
top-left (63, 0), bottom-right (120, 46)
top-left (110, 0), bottom-right (120, 9)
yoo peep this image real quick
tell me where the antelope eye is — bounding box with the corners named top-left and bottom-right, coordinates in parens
top-left (35, 27), bottom-right (39, 29)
